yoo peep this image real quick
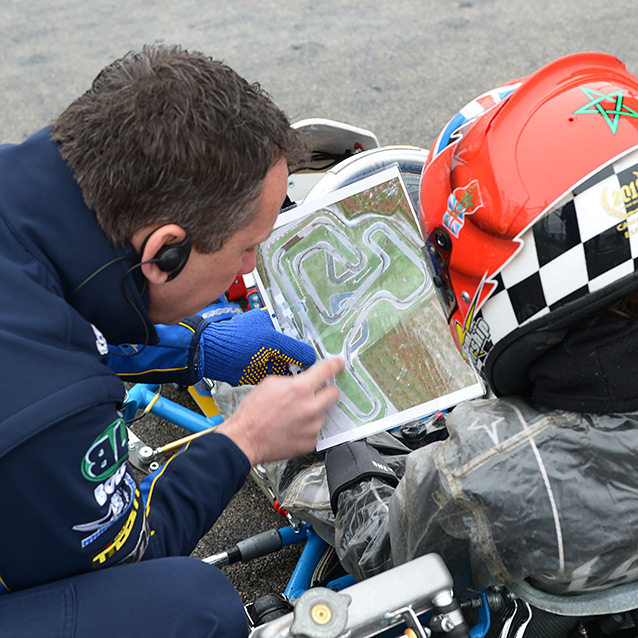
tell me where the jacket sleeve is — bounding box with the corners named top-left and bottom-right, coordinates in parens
top-left (331, 408), bottom-right (484, 590)
top-left (332, 477), bottom-right (396, 580)
top-left (107, 315), bottom-right (209, 386)
top-left (332, 401), bottom-right (510, 591)
top-left (331, 437), bottom-right (462, 584)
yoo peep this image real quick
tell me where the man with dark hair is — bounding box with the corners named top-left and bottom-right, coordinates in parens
top-left (50, 44), bottom-right (303, 255)
top-left (0, 44), bottom-right (343, 637)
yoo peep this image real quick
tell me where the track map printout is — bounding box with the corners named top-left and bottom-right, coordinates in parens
top-left (255, 167), bottom-right (484, 450)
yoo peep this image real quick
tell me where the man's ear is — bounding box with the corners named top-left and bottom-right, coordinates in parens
top-left (135, 223), bottom-right (190, 284)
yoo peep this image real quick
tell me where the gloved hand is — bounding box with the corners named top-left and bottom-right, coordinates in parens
top-left (197, 308), bottom-right (316, 386)
top-left (325, 439), bottom-right (398, 514)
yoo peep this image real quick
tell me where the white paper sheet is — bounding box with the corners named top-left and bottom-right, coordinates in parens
top-left (253, 166), bottom-right (484, 450)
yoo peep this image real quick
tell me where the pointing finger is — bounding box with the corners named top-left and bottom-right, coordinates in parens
top-left (314, 383), bottom-right (341, 410)
top-left (299, 357), bottom-right (345, 390)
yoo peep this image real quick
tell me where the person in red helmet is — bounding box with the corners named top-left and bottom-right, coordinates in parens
top-left (325, 52), bottom-right (638, 598)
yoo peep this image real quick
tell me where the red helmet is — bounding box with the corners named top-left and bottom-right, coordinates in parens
top-left (419, 52), bottom-right (638, 396)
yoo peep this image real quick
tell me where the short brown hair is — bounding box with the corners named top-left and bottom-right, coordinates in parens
top-left (51, 44), bottom-right (303, 252)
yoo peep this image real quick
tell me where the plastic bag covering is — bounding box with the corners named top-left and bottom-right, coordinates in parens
top-left (337, 397), bottom-right (638, 595)
top-left (213, 382), bottom-right (638, 595)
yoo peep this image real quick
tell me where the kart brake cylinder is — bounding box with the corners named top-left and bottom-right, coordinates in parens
top-left (203, 526), bottom-right (311, 567)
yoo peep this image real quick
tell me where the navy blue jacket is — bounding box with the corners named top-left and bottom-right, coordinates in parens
top-left (0, 129), bottom-right (250, 592)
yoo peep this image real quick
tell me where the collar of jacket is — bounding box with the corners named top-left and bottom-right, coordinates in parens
top-left (529, 313), bottom-right (638, 414)
top-left (0, 127), bottom-right (157, 346)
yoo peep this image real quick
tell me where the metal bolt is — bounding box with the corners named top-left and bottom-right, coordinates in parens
top-left (439, 616), bottom-right (455, 632)
top-left (137, 445), bottom-right (155, 463)
top-left (138, 446), bottom-right (154, 461)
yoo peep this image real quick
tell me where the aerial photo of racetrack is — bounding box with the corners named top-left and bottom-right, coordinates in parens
top-left (256, 174), bottom-right (478, 442)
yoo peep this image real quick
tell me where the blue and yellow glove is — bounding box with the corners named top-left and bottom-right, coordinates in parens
top-left (197, 308), bottom-right (316, 386)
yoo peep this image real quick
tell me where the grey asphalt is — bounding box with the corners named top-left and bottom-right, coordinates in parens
top-left (3, 0), bottom-right (638, 608)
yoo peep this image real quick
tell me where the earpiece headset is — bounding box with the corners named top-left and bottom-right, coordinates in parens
top-left (139, 228), bottom-right (192, 281)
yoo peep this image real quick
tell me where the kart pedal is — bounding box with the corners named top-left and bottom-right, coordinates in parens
top-left (247, 593), bottom-right (293, 627)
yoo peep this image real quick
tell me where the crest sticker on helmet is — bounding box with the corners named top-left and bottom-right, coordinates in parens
top-left (443, 180), bottom-right (483, 238)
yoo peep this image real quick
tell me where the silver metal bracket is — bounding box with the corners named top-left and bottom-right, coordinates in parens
top-left (127, 428), bottom-right (162, 474)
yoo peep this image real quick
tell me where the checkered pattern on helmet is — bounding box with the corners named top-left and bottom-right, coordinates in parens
top-left (480, 147), bottom-right (638, 346)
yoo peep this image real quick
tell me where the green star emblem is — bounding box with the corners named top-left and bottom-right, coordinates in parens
top-left (574, 87), bottom-right (638, 135)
